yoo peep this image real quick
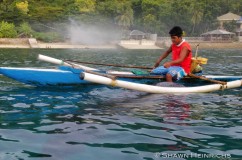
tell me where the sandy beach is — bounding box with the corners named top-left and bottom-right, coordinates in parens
top-left (0, 38), bottom-right (118, 49)
top-left (38, 42), bottom-right (117, 49)
top-left (0, 42), bottom-right (117, 49)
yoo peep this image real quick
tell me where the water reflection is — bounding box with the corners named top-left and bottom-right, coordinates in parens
top-left (106, 93), bottom-right (192, 121)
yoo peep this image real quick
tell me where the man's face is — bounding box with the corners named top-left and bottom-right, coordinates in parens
top-left (170, 36), bottom-right (182, 45)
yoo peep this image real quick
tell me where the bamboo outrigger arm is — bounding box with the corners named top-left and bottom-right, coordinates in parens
top-left (80, 72), bottom-right (242, 93)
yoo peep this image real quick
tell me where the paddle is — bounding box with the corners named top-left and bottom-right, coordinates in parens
top-left (65, 60), bottom-right (153, 70)
top-left (38, 54), bottom-right (116, 80)
top-left (195, 43), bottom-right (199, 58)
top-left (38, 54), bottom-right (97, 71)
top-left (188, 73), bottom-right (227, 85)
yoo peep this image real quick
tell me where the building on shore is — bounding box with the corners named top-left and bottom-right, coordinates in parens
top-left (199, 12), bottom-right (241, 42)
top-left (236, 17), bottom-right (242, 42)
top-left (201, 29), bottom-right (235, 42)
top-left (129, 30), bottom-right (146, 40)
top-left (217, 12), bottom-right (241, 29)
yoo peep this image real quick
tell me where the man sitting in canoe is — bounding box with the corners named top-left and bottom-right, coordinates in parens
top-left (151, 26), bottom-right (192, 82)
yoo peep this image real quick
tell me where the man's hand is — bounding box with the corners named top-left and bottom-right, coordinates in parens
top-left (153, 62), bottom-right (160, 69)
top-left (163, 62), bottom-right (172, 68)
top-left (152, 46), bottom-right (172, 70)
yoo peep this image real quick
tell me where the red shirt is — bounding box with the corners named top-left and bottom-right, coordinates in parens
top-left (171, 41), bottom-right (192, 74)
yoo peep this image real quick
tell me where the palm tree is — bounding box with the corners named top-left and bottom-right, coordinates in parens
top-left (191, 3), bottom-right (204, 35)
top-left (115, 5), bottom-right (133, 29)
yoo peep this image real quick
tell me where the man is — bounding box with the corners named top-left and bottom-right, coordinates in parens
top-left (151, 26), bottom-right (192, 82)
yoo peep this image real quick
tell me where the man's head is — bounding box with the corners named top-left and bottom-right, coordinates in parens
top-left (169, 26), bottom-right (183, 45)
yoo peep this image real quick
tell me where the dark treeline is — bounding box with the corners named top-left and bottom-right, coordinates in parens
top-left (0, 0), bottom-right (241, 41)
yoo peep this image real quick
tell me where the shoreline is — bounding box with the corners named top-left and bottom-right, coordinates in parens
top-left (0, 43), bottom-right (118, 49)
top-left (189, 42), bottom-right (242, 49)
top-left (1, 43), bottom-right (241, 49)
top-left (38, 42), bottom-right (117, 49)
top-left (0, 38), bottom-right (241, 49)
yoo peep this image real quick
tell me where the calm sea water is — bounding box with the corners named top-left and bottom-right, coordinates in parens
top-left (0, 48), bottom-right (241, 160)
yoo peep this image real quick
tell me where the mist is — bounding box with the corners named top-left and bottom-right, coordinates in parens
top-left (68, 19), bottom-right (122, 45)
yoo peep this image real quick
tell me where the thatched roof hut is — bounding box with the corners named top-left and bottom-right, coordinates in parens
top-left (217, 12), bottom-right (240, 21)
top-left (129, 30), bottom-right (145, 40)
top-left (217, 12), bottom-right (241, 29)
top-left (201, 29), bottom-right (235, 41)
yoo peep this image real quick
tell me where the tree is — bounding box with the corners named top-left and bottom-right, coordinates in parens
top-left (16, 1), bottom-right (29, 15)
top-left (0, 0), bottom-right (26, 24)
top-left (143, 14), bottom-right (156, 32)
top-left (0, 0), bottom-right (240, 38)
top-left (141, 0), bottom-right (162, 33)
top-left (28, 6), bottom-right (65, 22)
top-left (115, 1), bottom-right (133, 29)
top-left (0, 21), bottom-right (17, 38)
top-left (27, 0), bottom-right (72, 23)
top-left (75, 0), bottom-right (96, 13)
top-left (224, 20), bottom-right (237, 32)
top-left (18, 22), bottom-right (33, 37)
top-left (190, 1), bottom-right (204, 35)
top-left (96, 0), bottom-right (119, 18)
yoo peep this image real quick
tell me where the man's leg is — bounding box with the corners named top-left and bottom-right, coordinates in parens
top-left (166, 73), bottom-right (173, 82)
top-left (167, 66), bottom-right (186, 81)
top-left (151, 66), bottom-right (168, 75)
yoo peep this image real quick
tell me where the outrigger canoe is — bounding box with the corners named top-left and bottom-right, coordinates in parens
top-left (1, 65), bottom-right (241, 87)
top-left (0, 54), bottom-right (241, 93)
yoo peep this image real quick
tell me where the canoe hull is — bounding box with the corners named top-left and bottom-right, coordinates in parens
top-left (0, 67), bottom-right (89, 86)
top-left (0, 67), bottom-right (159, 86)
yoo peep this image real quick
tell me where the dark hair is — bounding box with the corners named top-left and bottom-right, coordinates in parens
top-left (169, 26), bottom-right (183, 37)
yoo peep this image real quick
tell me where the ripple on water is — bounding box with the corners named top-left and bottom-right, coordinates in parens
top-left (12, 103), bottom-right (31, 108)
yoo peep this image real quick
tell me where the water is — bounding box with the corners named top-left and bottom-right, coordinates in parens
top-left (0, 48), bottom-right (241, 160)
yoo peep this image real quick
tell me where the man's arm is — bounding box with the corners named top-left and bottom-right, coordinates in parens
top-left (153, 46), bottom-right (172, 69)
top-left (163, 46), bottom-right (189, 68)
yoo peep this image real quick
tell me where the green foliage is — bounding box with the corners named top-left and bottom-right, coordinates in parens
top-left (29, 6), bottom-right (65, 22)
top-left (114, 1), bottom-right (133, 28)
top-left (18, 22), bottom-right (34, 37)
top-left (0, 21), bottom-right (17, 38)
top-left (96, 0), bottom-right (119, 18)
top-left (0, 0), bottom-right (241, 38)
top-left (33, 32), bottom-right (64, 42)
top-left (75, 0), bottom-right (96, 13)
top-left (143, 14), bottom-right (156, 31)
top-left (0, 1), bottom-right (28, 24)
top-left (223, 20), bottom-right (237, 32)
top-left (16, 1), bottom-right (29, 15)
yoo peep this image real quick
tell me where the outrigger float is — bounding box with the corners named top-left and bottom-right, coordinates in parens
top-left (0, 54), bottom-right (241, 93)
